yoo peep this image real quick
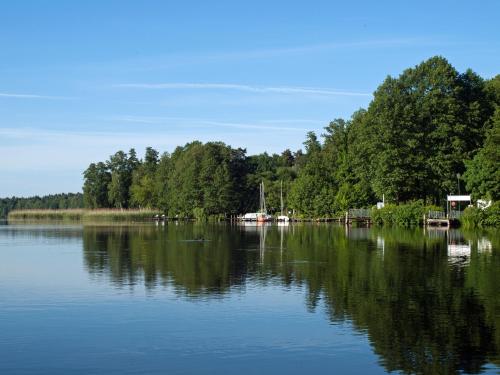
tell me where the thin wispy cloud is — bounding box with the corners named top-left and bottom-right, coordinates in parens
top-left (0, 92), bottom-right (74, 100)
top-left (104, 37), bottom-right (435, 72)
top-left (114, 83), bottom-right (371, 97)
top-left (110, 115), bottom-right (317, 131)
top-left (231, 37), bottom-right (432, 58)
top-left (0, 37), bottom-right (435, 75)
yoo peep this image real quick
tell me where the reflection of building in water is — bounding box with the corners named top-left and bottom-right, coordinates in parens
top-left (425, 229), bottom-right (495, 263)
top-left (376, 236), bottom-right (385, 258)
top-left (424, 226), bottom-right (448, 240)
top-left (447, 230), bottom-right (471, 263)
top-left (426, 228), bottom-right (474, 263)
top-left (345, 227), bottom-right (371, 240)
top-left (477, 238), bottom-right (492, 253)
top-left (448, 242), bottom-right (471, 257)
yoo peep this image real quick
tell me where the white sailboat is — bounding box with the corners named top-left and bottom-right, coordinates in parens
top-left (277, 180), bottom-right (290, 222)
top-left (257, 181), bottom-right (272, 222)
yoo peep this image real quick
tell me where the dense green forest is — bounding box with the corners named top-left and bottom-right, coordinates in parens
top-left (0, 193), bottom-right (83, 219)
top-left (82, 57), bottom-right (499, 218)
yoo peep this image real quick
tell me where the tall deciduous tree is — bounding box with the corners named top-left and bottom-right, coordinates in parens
top-left (107, 149), bottom-right (138, 209)
top-left (464, 109), bottom-right (500, 200)
top-left (83, 162), bottom-right (111, 208)
top-left (363, 56), bottom-right (492, 203)
top-left (130, 147), bottom-right (160, 209)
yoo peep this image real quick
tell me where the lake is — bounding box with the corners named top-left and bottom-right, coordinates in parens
top-left (0, 222), bottom-right (499, 374)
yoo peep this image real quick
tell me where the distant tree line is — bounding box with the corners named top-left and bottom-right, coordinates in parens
top-left (0, 193), bottom-right (83, 218)
top-left (83, 143), bottom-right (301, 218)
top-left (81, 56), bottom-right (499, 218)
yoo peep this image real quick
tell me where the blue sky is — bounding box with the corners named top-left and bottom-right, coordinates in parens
top-left (1, 0), bottom-right (499, 196)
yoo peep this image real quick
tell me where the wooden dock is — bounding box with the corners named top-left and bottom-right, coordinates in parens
top-left (425, 210), bottom-right (460, 227)
top-left (345, 208), bottom-right (372, 226)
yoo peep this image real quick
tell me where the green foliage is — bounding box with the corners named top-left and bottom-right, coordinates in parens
top-left (130, 147), bottom-right (159, 209)
top-left (461, 202), bottom-right (500, 228)
top-left (83, 162), bottom-right (111, 208)
top-left (192, 207), bottom-right (207, 221)
top-left (362, 57), bottom-right (493, 203)
top-left (107, 149), bottom-right (138, 209)
top-left (463, 108), bottom-right (500, 201)
top-left (164, 142), bottom-right (249, 217)
top-left (371, 202), bottom-right (440, 227)
top-left (76, 57), bottom-right (498, 226)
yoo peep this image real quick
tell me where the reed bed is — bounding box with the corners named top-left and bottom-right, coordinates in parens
top-left (7, 209), bottom-right (161, 222)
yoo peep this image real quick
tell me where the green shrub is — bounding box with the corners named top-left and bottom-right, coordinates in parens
top-left (371, 204), bottom-right (396, 226)
top-left (462, 201), bottom-right (500, 227)
top-left (371, 201), bottom-right (441, 227)
top-left (461, 207), bottom-right (485, 228)
top-left (192, 207), bottom-right (207, 221)
top-left (484, 202), bottom-right (500, 226)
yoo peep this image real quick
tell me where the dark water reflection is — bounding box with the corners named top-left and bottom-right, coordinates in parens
top-left (1, 223), bottom-right (499, 374)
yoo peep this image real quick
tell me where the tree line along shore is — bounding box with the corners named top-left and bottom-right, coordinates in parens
top-left (2, 57), bottom-right (499, 227)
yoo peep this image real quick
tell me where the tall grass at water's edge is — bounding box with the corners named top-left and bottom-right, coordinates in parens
top-left (7, 209), bottom-right (161, 222)
top-left (7, 204), bottom-right (499, 227)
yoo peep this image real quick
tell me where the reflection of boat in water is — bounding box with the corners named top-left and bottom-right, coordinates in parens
top-left (277, 181), bottom-right (290, 223)
top-left (239, 221), bottom-right (272, 231)
top-left (448, 243), bottom-right (471, 257)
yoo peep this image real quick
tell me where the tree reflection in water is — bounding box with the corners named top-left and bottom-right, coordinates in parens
top-left (82, 223), bottom-right (500, 374)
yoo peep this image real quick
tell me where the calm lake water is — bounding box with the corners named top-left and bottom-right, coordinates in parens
top-left (0, 223), bottom-right (499, 374)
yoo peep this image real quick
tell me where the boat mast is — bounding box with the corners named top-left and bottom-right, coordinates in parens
top-left (280, 180), bottom-right (284, 216)
top-left (262, 181), bottom-right (266, 214)
top-left (259, 181), bottom-right (265, 214)
top-left (259, 181), bottom-right (264, 214)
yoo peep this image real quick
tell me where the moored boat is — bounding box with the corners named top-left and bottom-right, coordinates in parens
top-left (257, 181), bottom-right (272, 222)
top-left (243, 212), bottom-right (258, 221)
top-left (276, 180), bottom-right (290, 222)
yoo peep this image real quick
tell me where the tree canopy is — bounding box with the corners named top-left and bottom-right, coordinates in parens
top-left (78, 57), bottom-right (498, 218)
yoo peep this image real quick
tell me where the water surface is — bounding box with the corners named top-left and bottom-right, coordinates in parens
top-left (0, 223), bottom-right (499, 374)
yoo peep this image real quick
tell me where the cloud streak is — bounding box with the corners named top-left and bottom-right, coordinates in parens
top-left (0, 92), bottom-right (73, 100)
top-left (110, 115), bottom-right (320, 131)
top-left (114, 83), bottom-right (371, 97)
top-left (231, 37), bottom-right (432, 58)
top-left (97, 37), bottom-right (434, 73)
